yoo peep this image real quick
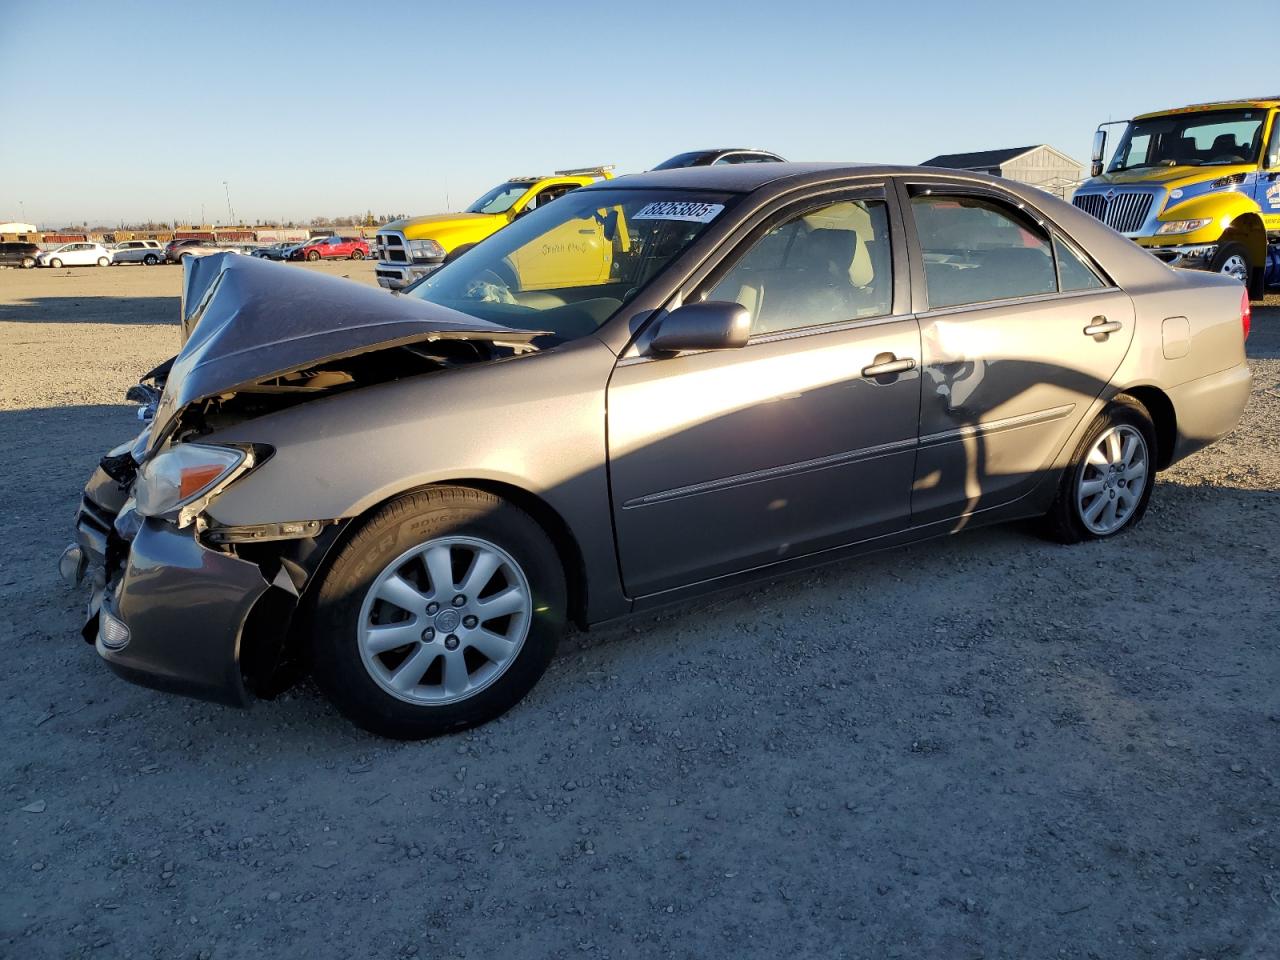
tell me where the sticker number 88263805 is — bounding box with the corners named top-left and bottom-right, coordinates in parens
top-left (631, 201), bottom-right (725, 223)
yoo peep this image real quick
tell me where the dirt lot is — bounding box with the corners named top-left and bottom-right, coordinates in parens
top-left (2, 262), bottom-right (1278, 959)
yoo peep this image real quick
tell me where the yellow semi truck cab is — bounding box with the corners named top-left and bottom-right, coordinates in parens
top-left (1076, 96), bottom-right (1280, 299)
top-left (374, 167), bottom-right (614, 291)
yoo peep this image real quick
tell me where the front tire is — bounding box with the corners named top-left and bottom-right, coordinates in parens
top-left (1043, 396), bottom-right (1155, 544)
top-left (21, 257), bottom-right (34, 269)
top-left (307, 250), bottom-right (320, 262)
top-left (309, 486), bottom-right (566, 739)
top-left (49, 258), bottom-right (63, 268)
top-left (1211, 242), bottom-right (1252, 287)
top-left (350, 249), bottom-right (365, 260)
top-left (97, 257), bottom-right (110, 267)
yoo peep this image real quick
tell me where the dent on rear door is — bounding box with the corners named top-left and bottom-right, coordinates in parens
top-left (911, 288), bottom-right (1135, 525)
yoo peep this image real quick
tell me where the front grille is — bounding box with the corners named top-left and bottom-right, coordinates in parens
top-left (376, 231), bottom-right (408, 264)
top-left (1072, 191), bottom-right (1154, 233)
top-left (79, 496), bottom-right (115, 535)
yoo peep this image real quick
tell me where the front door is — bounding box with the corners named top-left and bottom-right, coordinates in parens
top-left (1256, 111), bottom-right (1280, 231)
top-left (902, 187), bottom-right (1135, 525)
top-left (608, 190), bottom-right (920, 597)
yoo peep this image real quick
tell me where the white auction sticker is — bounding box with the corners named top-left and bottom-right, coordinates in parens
top-left (632, 201), bottom-right (725, 223)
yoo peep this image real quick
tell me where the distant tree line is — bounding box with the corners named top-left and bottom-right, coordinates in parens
top-left (62, 210), bottom-right (408, 233)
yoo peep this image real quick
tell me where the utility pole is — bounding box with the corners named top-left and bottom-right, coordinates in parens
top-left (223, 181), bottom-right (236, 226)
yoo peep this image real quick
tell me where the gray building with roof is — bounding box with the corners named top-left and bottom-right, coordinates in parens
top-left (921, 145), bottom-right (1084, 200)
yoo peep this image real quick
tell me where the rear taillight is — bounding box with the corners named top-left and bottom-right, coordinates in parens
top-left (1241, 289), bottom-right (1251, 342)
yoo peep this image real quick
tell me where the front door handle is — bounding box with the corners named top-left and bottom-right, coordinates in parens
top-left (1083, 317), bottom-right (1122, 337)
top-left (861, 355), bottom-right (916, 378)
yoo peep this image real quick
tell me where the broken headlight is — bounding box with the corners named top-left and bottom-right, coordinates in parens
top-left (135, 443), bottom-right (255, 528)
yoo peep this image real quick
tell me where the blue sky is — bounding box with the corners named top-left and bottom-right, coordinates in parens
top-left (1, 0), bottom-right (1273, 226)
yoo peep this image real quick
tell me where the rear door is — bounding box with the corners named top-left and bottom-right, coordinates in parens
top-left (899, 183), bottom-right (1135, 524)
top-left (608, 186), bottom-right (921, 597)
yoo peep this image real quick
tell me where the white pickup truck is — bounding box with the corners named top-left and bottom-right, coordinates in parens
top-left (111, 240), bottom-right (164, 265)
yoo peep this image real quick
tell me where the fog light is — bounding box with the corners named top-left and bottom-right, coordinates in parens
top-left (58, 544), bottom-right (86, 586)
top-left (99, 609), bottom-right (131, 650)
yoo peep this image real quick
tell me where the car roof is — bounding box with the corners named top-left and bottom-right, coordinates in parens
top-left (581, 161), bottom-right (939, 194)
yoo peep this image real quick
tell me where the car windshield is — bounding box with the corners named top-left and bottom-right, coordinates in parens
top-left (652, 152), bottom-right (713, 170)
top-left (466, 182), bottom-right (531, 215)
top-left (408, 188), bottom-right (734, 342)
top-left (1108, 108), bottom-right (1267, 171)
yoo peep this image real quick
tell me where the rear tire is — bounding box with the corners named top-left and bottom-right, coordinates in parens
top-left (143, 254), bottom-right (158, 265)
top-left (309, 486), bottom-right (566, 739)
top-left (1043, 395), bottom-right (1156, 544)
top-left (21, 257), bottom-right (34, 269)
top-left (350, 249), bottom-right (365, 260)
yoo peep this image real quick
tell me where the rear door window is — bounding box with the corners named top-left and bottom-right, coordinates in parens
top-left (910, 194), bottom-right (1057, 309)
top-left (1053, 236), bottom-right (1105, 292)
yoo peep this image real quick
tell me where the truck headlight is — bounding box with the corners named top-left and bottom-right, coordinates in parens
top-left (135, 443), bottom-right (255, 527)
top-left (407, 239), bottom-right (446, 262)
top-left (1155, 219), bottom-right (1212, 236)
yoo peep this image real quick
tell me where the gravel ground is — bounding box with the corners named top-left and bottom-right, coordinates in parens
top-left (2, 263), bottom-right (1278, 959)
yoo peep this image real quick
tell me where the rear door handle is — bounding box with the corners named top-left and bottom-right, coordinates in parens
top-left (861, 356), bottom-right (916, 378)
top-left (1083, 317), bottom-right (1122, 337)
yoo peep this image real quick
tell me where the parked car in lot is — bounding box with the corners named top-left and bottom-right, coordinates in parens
top-left (652, 147), bottom-right (786, 169)
top-left (37, 242), bottom-right (113, 268)
top-left (288, 235), bottom-right (370, 261)
top-left (165, 238), bottom-right (236, 264)
top-left (0, 241), bottom-right (40, 268)
top-left (62, 164), bottom-right (1252, 739)
top-left (111, 240), bottom-right (164, 265)
top-left (248, 242), bottom-right (297, 261)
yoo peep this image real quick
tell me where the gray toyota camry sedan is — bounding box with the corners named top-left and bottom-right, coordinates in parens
top-left (62, 163), bottom-right (1253, 738)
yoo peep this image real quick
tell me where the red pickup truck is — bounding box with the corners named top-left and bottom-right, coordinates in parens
top-left (289, 236), bottom-right (370, 262)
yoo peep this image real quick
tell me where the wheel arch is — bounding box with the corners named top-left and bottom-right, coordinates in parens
top-left (1116, 384), bottom-right (1176, 470)
top-left (310, 477), bottom-right (590, 630)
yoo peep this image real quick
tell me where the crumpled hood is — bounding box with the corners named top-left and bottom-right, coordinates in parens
top-left (147, 253), bottom-right (534, 451)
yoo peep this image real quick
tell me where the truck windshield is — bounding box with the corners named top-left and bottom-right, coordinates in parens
top-left (409, 188), bottom-right (734, 342)
top-left (1108, 108), bottom-right (1267, 172)
top-left (466, 183), bottom-right (532, 215)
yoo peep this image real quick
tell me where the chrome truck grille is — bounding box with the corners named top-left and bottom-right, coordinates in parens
top-left (375, 231), bottom-right (409, 264)
top-left (1072, 191), bottom-right (1154, 234)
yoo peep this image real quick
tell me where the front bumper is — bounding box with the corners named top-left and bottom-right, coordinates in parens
top-left (375, 260), bottom-right (441, 290)
top-left (1137, 241), bottom-right (1218, 270)
top-left (89, 519), bottom-right (273, 707)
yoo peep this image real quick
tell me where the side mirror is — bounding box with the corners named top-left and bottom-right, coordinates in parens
top-left (1091, 128), bottom-right (1108, 178)
top-left (651, 301), bottom-right (751, 354)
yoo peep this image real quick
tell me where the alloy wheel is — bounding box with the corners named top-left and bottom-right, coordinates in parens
top-left (356, 536), bottom-right (532, 706)
top-left (1076, 424), bottom-right (1148, 535)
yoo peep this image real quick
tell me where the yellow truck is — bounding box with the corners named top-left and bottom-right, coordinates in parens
top-left (1078, 96), bottom-right (1280, 299)
top-left (374, 167), bottom-right (615, 291)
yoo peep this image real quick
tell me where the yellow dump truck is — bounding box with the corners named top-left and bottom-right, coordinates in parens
top-left (1078, 96), bottom-right (1280, 299)
top-left (374, 167), bottom-right (614, 291)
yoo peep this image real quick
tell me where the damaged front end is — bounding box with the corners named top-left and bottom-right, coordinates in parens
top-left (62, 253), bottom-right (544, 706)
